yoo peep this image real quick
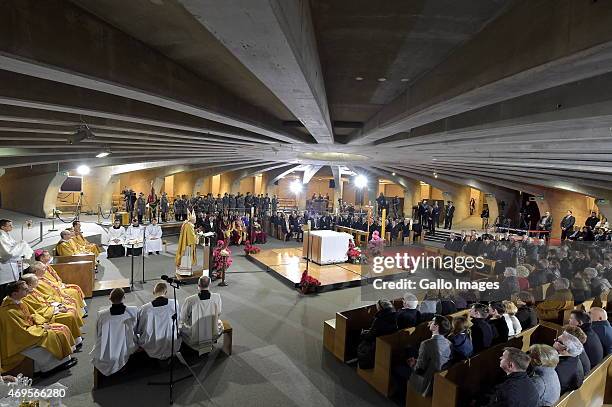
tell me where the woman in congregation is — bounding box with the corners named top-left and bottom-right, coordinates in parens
top-left (527, 344), bottom-right (561, 407)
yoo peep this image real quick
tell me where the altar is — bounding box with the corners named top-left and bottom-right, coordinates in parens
top-left (303, 230), bottom-right (353, 265)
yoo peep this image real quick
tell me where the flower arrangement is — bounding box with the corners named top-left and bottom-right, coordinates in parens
top-left (368, 230), bottom-right (385, 258)
top-left (347, 239), bottom-right (363, 263)
top-left (243, 240), bottom-right (261, 255)
top-left (213, 240), bottom-right (232, 286)
top-left (299, 269), bottom-right (321, 294)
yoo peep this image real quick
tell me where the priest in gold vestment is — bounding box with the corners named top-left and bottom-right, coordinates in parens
top-left (35, 249), bottom-right (86, 310)
top-left (0, 281), bottom-right (76, 374)
top-left (72, 220), bottom-right (101, 257)
top-left (21, 274), bottom-right (83, 341)
top-left (175, 209), bottom-right (198, 271)
top-left (55, 229), bottom-right (93, 258)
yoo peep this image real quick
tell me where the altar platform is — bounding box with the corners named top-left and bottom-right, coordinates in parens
top-left (247, 247), bottom-right (409, 291)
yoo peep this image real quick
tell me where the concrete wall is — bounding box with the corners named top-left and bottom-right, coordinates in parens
top-left (0, 169), bottom-right (67, 218)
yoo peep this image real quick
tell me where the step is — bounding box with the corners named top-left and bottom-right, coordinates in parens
top-left (93, 278), bottom-right (131, 296)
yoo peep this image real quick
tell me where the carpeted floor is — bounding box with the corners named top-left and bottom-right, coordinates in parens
top-left (33, 237), bottom-right (400, 407)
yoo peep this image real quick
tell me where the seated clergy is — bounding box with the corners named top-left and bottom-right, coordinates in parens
top-left (72, 220), bottom-right (101, 258)
top-left (124, 218), bottom-right (144, 256)
top-left (21, 271), bottom-right (83, 344)
top-left (34, 250), bottom-right (86, 312)
top-left (145, 218), bottom-right (163, 255)
top-left (106, 219), bottom-right (126, 258)
top-left (55, 229), bottom-right (94, 257)
top-left (91, 288), bottom-right (138, 376)
top-left (137, 282), bottom-right (181, 360)
top-left (0, 281), bottom-right (76, 375)
top-left (180, 276), bottom-right (223, 354)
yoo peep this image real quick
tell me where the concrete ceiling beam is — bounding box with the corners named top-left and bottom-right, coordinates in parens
top-left (181, 0), bottom-right (333, 143)
top-left (0, 0), bottom-right (306, 144)
top-left (351, 0), bottom-right (612, 144)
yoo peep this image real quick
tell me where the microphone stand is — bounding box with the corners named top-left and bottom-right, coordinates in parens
top-left (148, 279), bottom-right (192, 405)
top-left (141, 226), bottom-right (147, 284)
top-left (130, 243), bottom-right (135, 291)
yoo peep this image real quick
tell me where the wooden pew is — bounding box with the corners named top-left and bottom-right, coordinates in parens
top-left (357, 309), bottom-right (469, 397)
top-left (329, 300), bottom-right (404, 362)
top-left (553, 354), bottom-right (612, 407)
top-left (428, 324), bottom-right (552, 407)
top-left (323, 318), bottom-right (336, 354)
top-left (52, 260), bottom-right (95, 298)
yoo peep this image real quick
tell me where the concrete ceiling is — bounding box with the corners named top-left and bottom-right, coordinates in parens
top-left (1, 0), bottom-right (612, 199)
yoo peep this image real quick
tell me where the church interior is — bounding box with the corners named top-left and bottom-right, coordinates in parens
top-left (1, 1), bottom-right (612, 406)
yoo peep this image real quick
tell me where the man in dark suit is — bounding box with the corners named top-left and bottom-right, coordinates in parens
top-left (585, 211), bottom-right (599, 229)
top-left (560, 210), bottom-right (576, 240)
top-left (537, 211), bottom-right (553, 239)
top-left (444, 201), bottom-right (455, 229)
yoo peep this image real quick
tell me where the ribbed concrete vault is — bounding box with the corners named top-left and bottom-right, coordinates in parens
top-left (1, 0), bottom-right (612, 203)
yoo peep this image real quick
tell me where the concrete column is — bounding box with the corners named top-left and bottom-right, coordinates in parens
top-left (402, 179), bottom-right (420, 218)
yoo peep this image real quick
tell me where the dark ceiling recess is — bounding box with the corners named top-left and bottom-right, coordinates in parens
top-left (282, 121), bottom-right (363, 129)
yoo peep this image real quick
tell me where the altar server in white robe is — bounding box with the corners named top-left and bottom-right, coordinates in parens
top-left (124, 217), bottom-right (144, 256)
top-left (0, 219), bottom-right (34, 285)
top-left (91, 288), bottom-right (138, 376)
top-left (145, 218), bottom-right (163, 255)
top-left (136, 282), bottom-right (181, 359)
top-left (180, 276), bottom-right (223, 354)
top-left (106, 219), bottom-right (126, 258)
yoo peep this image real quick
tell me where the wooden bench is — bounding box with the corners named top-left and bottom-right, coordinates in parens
top-left (323, 318), bottom-right (336, 354)
top-left (52, 260), bottom-right (95, 298)
top-left (357, 309), bottom-right (470, 397)
top-left (4, 356), bottom-right (34, 379)
top-left (553, 354), bottom-right (612, 407)
top-left (428, 324), bottom-right (554, 407)
top-left (328, 300), bottom-right (403, 362)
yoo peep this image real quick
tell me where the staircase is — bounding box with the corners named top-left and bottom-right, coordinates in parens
top-left (423, 228), bottom-right (452, 244)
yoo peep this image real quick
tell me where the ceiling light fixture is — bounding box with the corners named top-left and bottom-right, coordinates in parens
top-left (400, 78), bottom-right (410, 82)
top-left (354, 174), bottom-right (368, 189)
top-left (96, 148), bottom-right (111, 158)
top-left (76, 165), bottom-right (91, 175)
top-left (355, 76), bottom-right (364, 81)
top-left (391, 172), bottom-right (396, 176)
top-left (377, 78), bottom-right (386, 82)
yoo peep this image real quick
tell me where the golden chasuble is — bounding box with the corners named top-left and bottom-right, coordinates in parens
top-left (0, 297), bottom-right (74, 373)
top-left (175, 221), bottom-right (197, 267)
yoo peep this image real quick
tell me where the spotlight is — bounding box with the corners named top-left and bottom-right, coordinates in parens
top-left (76, 165), bottom-right (90, 175)
top-left (354, 174), bottom-right (367, 189)
top-left (67, 124), bottom-right (95, 145)
top-left (391, 172), bottom-right (396, 176)
top-left (433, 172), bottom-right (438, 179)
top-left (289, 180), bottom-right (302, 194)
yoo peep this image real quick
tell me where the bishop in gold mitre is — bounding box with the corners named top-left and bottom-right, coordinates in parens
top-left (175, 209), bottom-right (198, 269)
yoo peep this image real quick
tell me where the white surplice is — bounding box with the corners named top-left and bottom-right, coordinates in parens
top-left (91, 305), bottom-right (139, 376)
top-left (145, 224), bottom-right (163, 253)
top-left (136, 299), bottom-right (181, 359)
top-left (124, 225), bottom-right (144, 249)
top-left (0, 230), bottom-right (33, 284)
top-left (106, 226), bottom-right (126, 246)
top-left (180, 293), bottom-right (223, 353)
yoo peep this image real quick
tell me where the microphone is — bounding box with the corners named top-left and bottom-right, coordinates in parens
top-left (160, 274), bottom-right (181, 286)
